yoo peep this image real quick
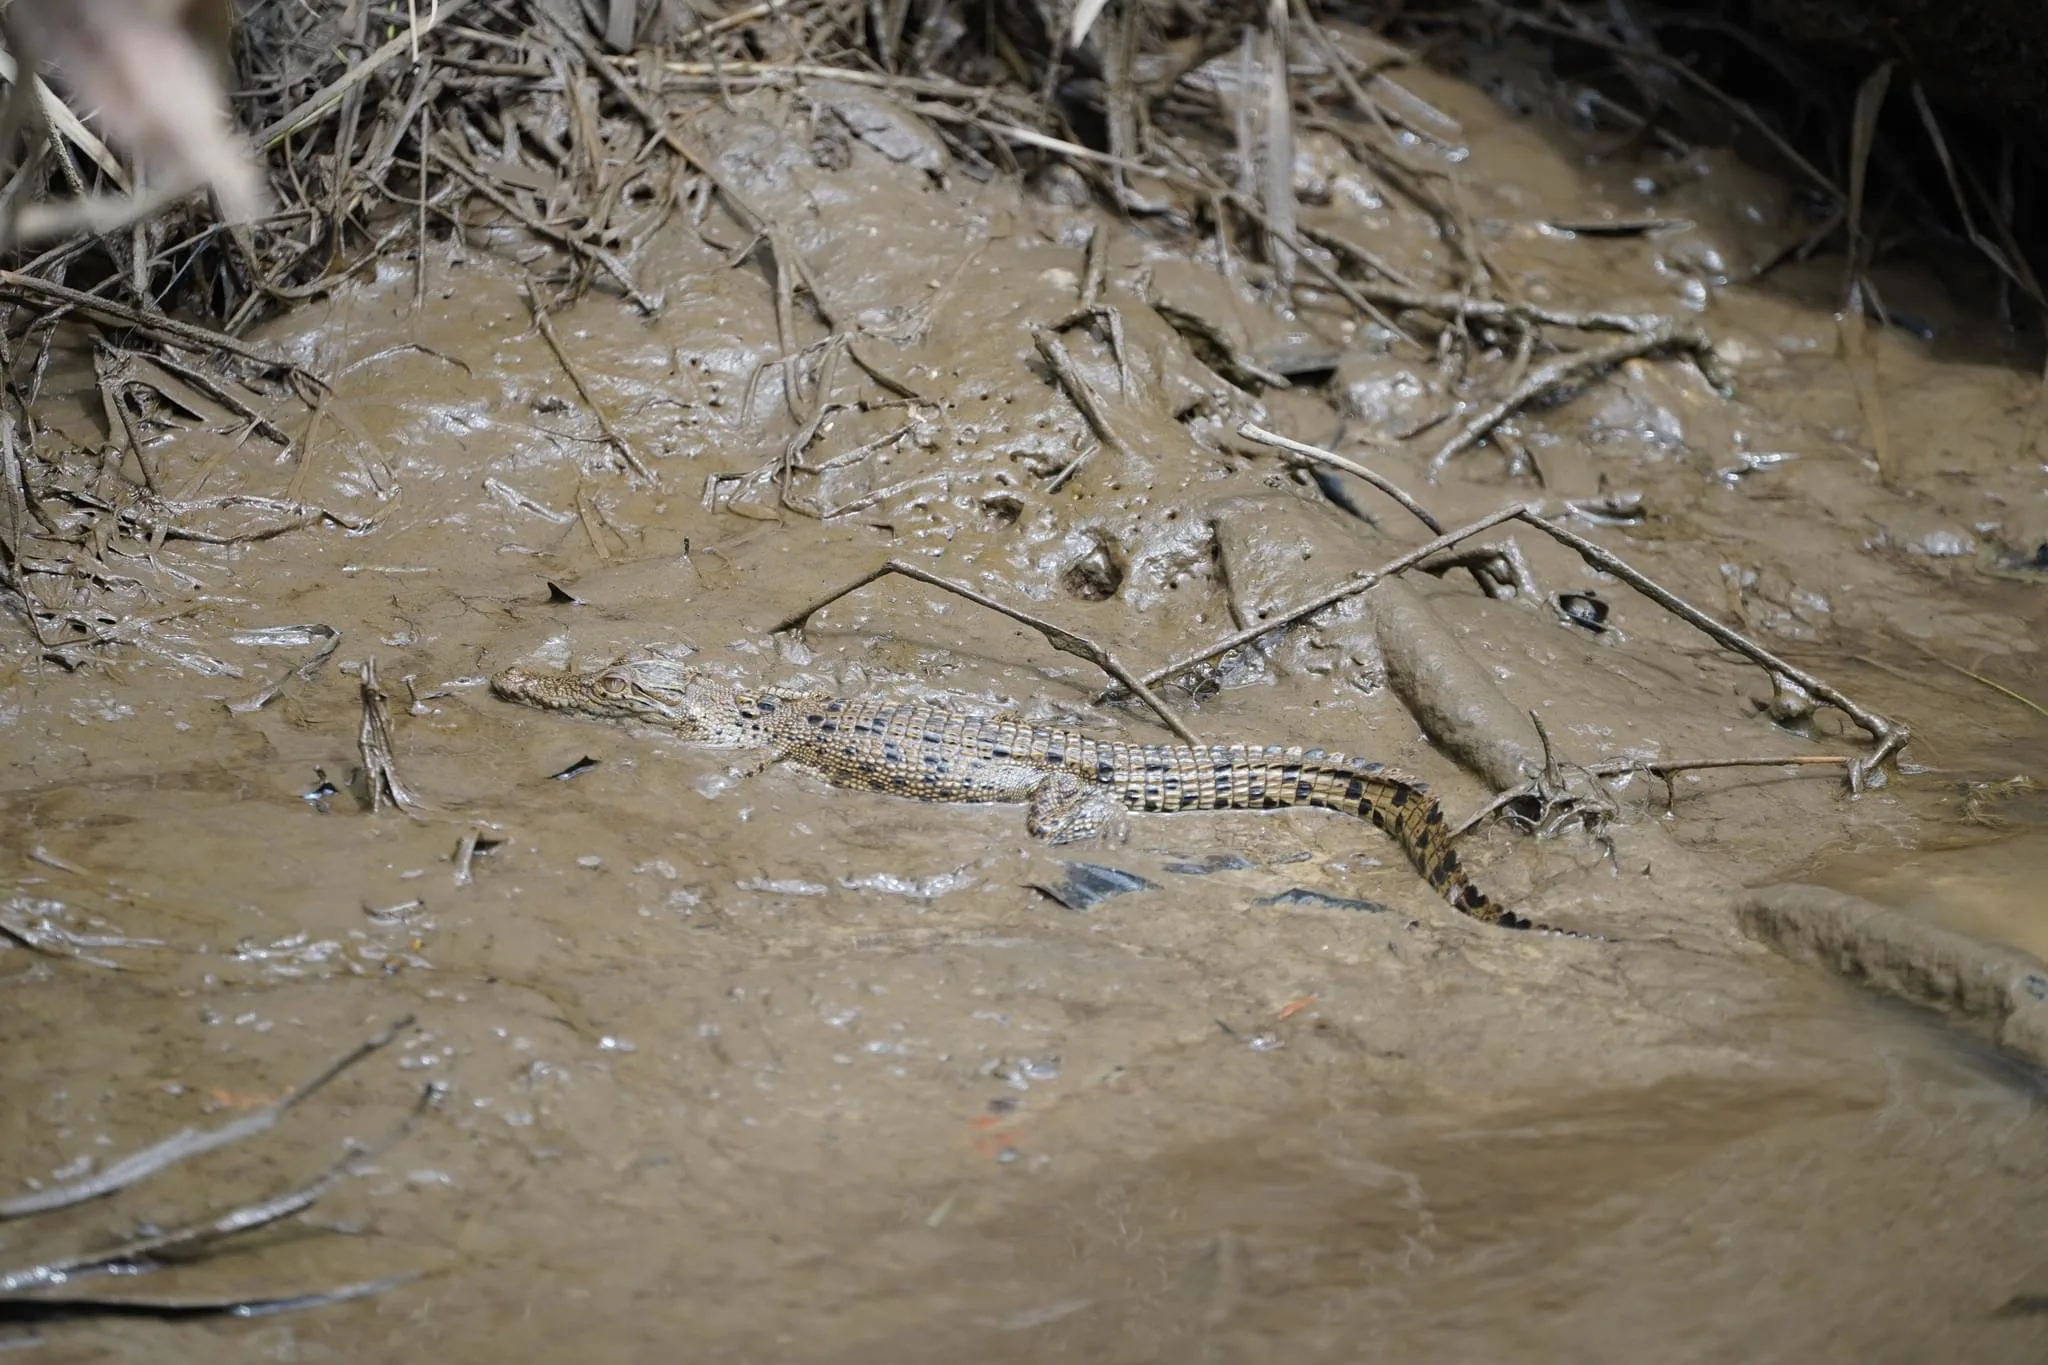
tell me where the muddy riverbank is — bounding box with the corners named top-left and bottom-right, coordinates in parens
top-left (3, 3), bottom-right (2045, 1358)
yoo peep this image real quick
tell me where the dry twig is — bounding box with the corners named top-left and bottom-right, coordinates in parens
top-left (358, 656), bottom-right (427, 814)
top-left (0, 1015), bottom-right (417, 1220)
top-left (526, 279), bottom-right (657, 482)
top-left (1030, 324), bottom-right (1138, 492)
top-left (769, 559), bottom-right (1201, 744)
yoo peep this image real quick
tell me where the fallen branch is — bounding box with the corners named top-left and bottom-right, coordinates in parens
top-left (1514, 510), bottom-right (1907, 789)
top-left (526, 280), bottom-right (657, 482)
top-left (1134, 503), bottom-right (1533, 689)
top-left (0, 1015), bottom-right (416, 1220)
top-left (1031, 324), bottom-right (1137, 492)
top-left (767, 559), bottom-right (1201, 744)
top-left (0, 270), bottom-right (305, 374)
top-left (1423, 325), bottom-right (1719, 477)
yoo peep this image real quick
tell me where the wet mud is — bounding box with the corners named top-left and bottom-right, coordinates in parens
top-left (4, 21), bottom-right (2047, 1362)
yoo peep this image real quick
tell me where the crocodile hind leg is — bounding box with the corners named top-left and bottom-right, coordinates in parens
top-left (1024, 772), bottom-right (1126, 844)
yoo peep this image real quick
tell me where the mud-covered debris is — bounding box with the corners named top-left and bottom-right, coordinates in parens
top-left (1060, 529), bottom-right (1128, 601)
top-left (1161, 852), bottom-right (1257, 875)
top-left (1556, 590), bottom-right (1611, 633)
top-left (1253, 887), bottom-right (1389, 915)
top-left (814, 82), bottom-right (949, 176)
top-left (1739, 884), bottom-right (2048, 1069)
top-left (1029, 861), bottom-right (1159, 911)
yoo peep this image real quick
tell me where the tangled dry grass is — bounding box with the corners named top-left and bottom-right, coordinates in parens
top-left (0, 0), bottom-right (2033, 665)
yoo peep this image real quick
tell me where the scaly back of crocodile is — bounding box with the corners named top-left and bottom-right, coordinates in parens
top-left (491, 661), bottom-right (1519, 928)
top-left (724, 690), bottom-right (1512, 927)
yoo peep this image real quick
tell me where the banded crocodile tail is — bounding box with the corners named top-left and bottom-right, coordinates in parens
top-left (1306, 764), bottom-right (1534, 931)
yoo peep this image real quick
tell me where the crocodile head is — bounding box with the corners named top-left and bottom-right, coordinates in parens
top-left (492, 656), bottom-right (733, 738)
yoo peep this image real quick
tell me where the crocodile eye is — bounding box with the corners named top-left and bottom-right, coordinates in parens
top-left (596, 673), bottom-right (631, 698)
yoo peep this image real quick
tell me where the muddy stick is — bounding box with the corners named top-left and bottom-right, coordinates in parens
top-left (144, 349), bottom-right (295, 456)
top-left (0, 270), bottom-right (302, 372)
top-left (1238, 421), bottom-right (1443, 532)
top-left (1294, 218), bottom-right (1418, 292)
top-left (767, 558), bottom-right (1201, 745)
top-left (525, 281), bottom-right (657, 483)
top-left (1413, 539), bottom-right (1544, 600)
top-left (359, 656), bottom-right (426, 814)
top-left (2, 1083), bottom-right (438, 1299)
top-left (1454, 752), bottom-right (1856, 837)
top-left (1511, 510), bottom-right (1909, 787)
top-left (1349, 282), bottom-right (1729, 353)
top-left (1031, 325), bottom-right (1137, 492)
top-left (227, 622), bottom-right (340, 713)
top-left (0, 1273), bottom-right (420, 1327)
top-left (0, 902), bottom-right (162, 968)
top-left (0, 1015), bottom-right (417, 1220)
top-left (117, 495), bottom-right (365, 546)
top-left (1047, 304), bottom-right (1134, 395)
top-left (1135, 503), bottom-right (1534, 690)
top-left (1424, 327), bottom-right (1708, 477)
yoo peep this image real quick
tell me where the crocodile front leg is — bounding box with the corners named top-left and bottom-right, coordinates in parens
top-left (1024, 772), bottom-right (1125, 844)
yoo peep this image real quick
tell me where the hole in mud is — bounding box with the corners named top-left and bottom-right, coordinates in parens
top-left (1059, 530), bottom-right (1127, 601)
top-left (1556, 590), bottom-right (1611, 633)
top-left (980, 491), bottom-right (1025, 527)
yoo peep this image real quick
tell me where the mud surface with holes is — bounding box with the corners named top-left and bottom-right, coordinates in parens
top-left (4, 42), bottom-right (2046, 1364)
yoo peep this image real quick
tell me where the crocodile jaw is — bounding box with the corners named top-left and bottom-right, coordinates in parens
top-left (491, 664), bottom-right (615, 715)
top-left (491, 659), bottom-right (723, 736)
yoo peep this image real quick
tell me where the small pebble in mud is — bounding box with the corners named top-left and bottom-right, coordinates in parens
top-left (1556, 591), bottom-right (1611, 633)
top-left (1060, 533), bottom-right (1127, 601)
top-left (576, 854), bottom-right (603, 869)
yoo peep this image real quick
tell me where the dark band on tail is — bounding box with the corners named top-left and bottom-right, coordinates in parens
top-left (1334, 768), bottom-right (1578, 932)
top-left (1371, 785), bottom-right (1582, 936)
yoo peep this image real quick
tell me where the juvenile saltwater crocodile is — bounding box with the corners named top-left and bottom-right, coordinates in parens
top-left (492, 656), bottom-right (1532, 929)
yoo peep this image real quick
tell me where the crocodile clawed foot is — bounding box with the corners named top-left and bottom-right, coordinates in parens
top-left (1025, 773), bottom-right (1126, 845)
